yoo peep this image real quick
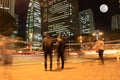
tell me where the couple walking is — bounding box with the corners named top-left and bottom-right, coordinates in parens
top-left (43, 33), bottom-right (66, 71)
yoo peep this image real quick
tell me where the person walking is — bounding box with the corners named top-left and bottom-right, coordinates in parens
top-left (93, 37), bottom-right (105, 65)
top-left (56, 36), bottom-right (66, 69)
top-left (43, 33), bottom-right (54, 71)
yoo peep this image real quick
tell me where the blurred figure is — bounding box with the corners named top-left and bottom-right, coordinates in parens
top-left (93, 38), bottom-right (104, 65)
top-left (43, 33), bottom-right (54, 71)
top-left (56, 36), bottom-right (66, 69)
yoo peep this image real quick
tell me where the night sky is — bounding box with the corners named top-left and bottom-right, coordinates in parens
top-left (78, 0), bottom-right (120, 32)
top-left (15, 0), bottom-right (120, 36)
top-left (15, 0), bottom-right (29, 36)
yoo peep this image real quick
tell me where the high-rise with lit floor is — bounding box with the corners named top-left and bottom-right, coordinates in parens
top-left (79, 8), bottom-right (95, 35)
top-left (0, 0), bottom-right (15, 16)
top-left (111, 14), bottom-right (120, 30)
top-left (26, 0), bottom-right (42, 49)
top-left (41, 0), bottom-right (79, 38)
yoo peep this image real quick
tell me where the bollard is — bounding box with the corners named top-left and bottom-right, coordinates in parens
top-left (116, 52), bottom-right (120, 62)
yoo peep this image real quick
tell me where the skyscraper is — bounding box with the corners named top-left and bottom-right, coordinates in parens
top-left (0, 0), bottom-right (15, 16)
top-left (26, 0), bottom-right (42, 44)
top-left (111, 14), bottom-right (120, 30)
top-left (41, 0), bottom-right (79, 38)
top-left (79, 8), bottom-right (95, 34)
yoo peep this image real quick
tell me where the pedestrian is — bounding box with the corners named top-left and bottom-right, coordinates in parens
top-left (93, 37), bottom-right (105, 65)
top-left (56, 36), bottom-right (66, 69)
top-left (43, 32), bottom-right (53, 71)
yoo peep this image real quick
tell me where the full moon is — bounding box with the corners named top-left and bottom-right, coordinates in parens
top-left (100, 4), bottom-right (108, 13)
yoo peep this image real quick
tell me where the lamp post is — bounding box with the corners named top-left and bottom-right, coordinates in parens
top-left (78, 36), bottom-right (82, 43)
top-left (78, 36), bottom-right (83, 51)
top-left (29, 33), bottom-right (33, 51)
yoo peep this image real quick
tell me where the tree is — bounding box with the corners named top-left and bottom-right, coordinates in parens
top-left (0, 9), bottom-right (16, 36)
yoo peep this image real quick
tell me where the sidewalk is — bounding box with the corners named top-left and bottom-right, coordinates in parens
top-left (0, 58), bottom-right (120, 80)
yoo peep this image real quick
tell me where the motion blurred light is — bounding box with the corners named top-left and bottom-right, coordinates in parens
top-left (100, 4), bottom-right (108, 13)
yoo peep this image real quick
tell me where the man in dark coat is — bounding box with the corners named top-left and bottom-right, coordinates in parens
top-left (56, 36), bottom-right (66, 69)
top-left (43, 33), bottom-right (53, 71)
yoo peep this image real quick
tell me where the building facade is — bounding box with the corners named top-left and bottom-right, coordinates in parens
top-left (0, 0), bottom-right (15, 16)
top-left (111, 14), bottom-right (120, 30)
top-left (26, 0), bottom-right (42, 43)
top-left (41, 0), bottom-right (79, 38)
top-left (79, 8), bottom-right (95, 35)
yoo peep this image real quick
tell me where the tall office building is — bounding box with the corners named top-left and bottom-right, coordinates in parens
top-left (79, 8), bottom-right (95, 34)
top-left (26, 0), bottom-right (42, 43)
top-left (111, 14), bottom-right (120, 30)
top-left (0, 0), bottom-right (15, 16)
top-left (41, 0), bottom-right (79, 37)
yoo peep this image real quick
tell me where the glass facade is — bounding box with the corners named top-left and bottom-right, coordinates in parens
top-left (26, 0), bottom-right (42, 43)
top-left (111, 14), bottom-right (120, 30)
top-left (41, 0), bottom-right (79, 37)
top-left (79, 9), bottom-right (95, 34)
top-left (0, 0), bottom-right (15, 16)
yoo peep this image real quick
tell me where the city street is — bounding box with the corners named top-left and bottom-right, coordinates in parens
top-left (0, 0), bottom-right (120, 80)
top-left (0, 54), bottom-right (120, 80)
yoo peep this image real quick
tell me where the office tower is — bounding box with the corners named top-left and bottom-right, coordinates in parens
top-left (79, 8), bottom-right (95, 34)
top-left (0, 0), bottom-right (15, 16)
top-left (111, 14), bottom-right (120, 30)
top-left (10, 14), bottom-right (18, 37)
top-left (41, 0), bottom-right (79, 37)
top-left (26, 0), bottom-right (42, 44)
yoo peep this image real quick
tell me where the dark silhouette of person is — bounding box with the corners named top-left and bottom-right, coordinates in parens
top-left (56, 36), bottom-right (66, 69)
top-left (43, 33), bottom-right (53, 71)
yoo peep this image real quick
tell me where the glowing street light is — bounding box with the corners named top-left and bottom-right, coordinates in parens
top-left (78, 36), bottom-right (82, 43)
top-left (92, 30), bottom-right (103, 40)
top-left (29, 33), bottom-right (33, 51)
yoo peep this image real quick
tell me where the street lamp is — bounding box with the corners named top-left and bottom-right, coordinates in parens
top-left (78, 36), bottom-right (82, 43)
top-left (92, 30), bottom-right (103, 40)
top-left (29, 33), bottom-right (33, 51)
